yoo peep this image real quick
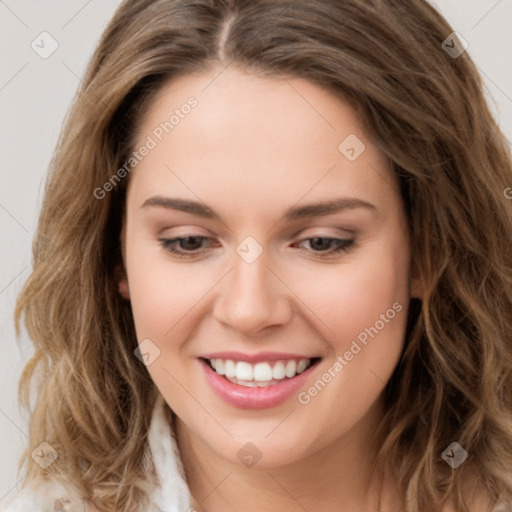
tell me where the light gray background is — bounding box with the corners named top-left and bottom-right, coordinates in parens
top-left (1, 0), bottom-right (511, 503)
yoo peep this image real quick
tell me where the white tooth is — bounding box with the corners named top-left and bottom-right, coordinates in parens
top-left (215, 359), bottom-right (225, 375)
top-left (272, 361), bottom-right (286, 379)
top-left (235, 361), bottom-right (253, 380)
top-left (226, 377), bottom-right (260, 388)
top-left (296, 359), bottom-right (309, 374)
top-left (238, 379), bottom-right (257, 387)
top-left (256, 381), bottom-right (273, 387)
top-left (253, 362), bottom-right (273, 381)
top-left (210, 359), bottom-right (216, 370)
top-left (224, 359), bottom-right (236, 378)
top-left (227, 375), bottom-right (273, 388)
top-left (285, 360), bottom-right (297, 378)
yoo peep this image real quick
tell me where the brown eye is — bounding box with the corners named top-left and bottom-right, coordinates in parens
top-left (295, 237), bottom-right (355, 257)
top-left (158, 236), bottom-right (212, 258)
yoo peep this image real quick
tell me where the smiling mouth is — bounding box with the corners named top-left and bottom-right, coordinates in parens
top-left (201, 357), bottom-right (322, 388)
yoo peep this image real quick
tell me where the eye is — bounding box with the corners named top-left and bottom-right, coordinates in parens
top-left (294, 236), bottom-right (355, 257)
top-left (158, 236), bottom-right (214, 259)
top-left (158, 235), bottom-right (355, 260)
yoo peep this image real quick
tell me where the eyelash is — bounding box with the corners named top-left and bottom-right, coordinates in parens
top-left (157, 235), bottom-right (355, 259)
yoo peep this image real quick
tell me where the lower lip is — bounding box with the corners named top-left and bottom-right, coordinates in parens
top-left (199, 359), bottom-right (319, 409)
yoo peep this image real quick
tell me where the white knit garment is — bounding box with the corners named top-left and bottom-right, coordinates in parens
top-left (147, 395), bottom-right (191, 512)
top-left (0, 395), bottom-right (191, 512)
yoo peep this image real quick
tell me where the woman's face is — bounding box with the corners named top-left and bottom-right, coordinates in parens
top-left (120, 66), bottom-right (421, 467)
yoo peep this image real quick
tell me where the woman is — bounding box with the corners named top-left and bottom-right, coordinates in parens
top-left (4, 0), bottom-right (512, 511)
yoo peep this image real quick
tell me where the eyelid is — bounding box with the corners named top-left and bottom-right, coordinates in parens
top-left (297, 227), bottom-right (356, 238)
top-left (159, 225), bottom-right (213, 237)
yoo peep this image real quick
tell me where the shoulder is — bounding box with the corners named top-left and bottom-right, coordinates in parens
top-left (0, 479), bottom-right (91, 512)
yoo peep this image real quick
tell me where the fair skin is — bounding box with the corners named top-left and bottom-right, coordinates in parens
top-left (117, 65), bottom-right (426, 511)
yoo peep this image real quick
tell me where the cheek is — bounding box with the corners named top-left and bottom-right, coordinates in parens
top-left (124, 241), bottom-right (209, 411)
top-left (289, 232), bottom-right (411, 437)
top-left (125, 239), bottom-right (223, 405)
top-left (288, 239), bottom-right (410, 352)
top-left (125, 239), bottom-right (211, 340)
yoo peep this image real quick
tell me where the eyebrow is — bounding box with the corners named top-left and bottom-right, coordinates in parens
top-left (140, 196), bottom-right (378, 221)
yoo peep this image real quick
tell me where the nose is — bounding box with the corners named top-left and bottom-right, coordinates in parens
top-left (212, 249), bottom-right (293, 337)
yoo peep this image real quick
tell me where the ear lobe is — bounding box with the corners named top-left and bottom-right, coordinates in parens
top-left (117, 220), bottom-right (130, 299)
top-left (409, 257), bottom-right (424, 299)
top-left (119, 276), bottom-right (130, 299)
top-left (410, 276), bottom-right (423, 299)
top-left (115, 264), bottom-right (130, 300)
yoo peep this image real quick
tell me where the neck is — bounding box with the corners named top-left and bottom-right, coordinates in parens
top-left (175, 396), bottom-right (400, 512)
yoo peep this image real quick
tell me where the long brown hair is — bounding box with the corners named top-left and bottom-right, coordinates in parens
top-left (15, 1), bottom-right (512, 510)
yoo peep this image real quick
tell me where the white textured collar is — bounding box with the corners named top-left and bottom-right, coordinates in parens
top-left (1, 395), bottom-right (191, 512)
top-left (147, 394), bottom-right (191, 511)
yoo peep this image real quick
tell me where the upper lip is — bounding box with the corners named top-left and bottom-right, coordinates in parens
top-left (200, 351), bottom-right (320, 364)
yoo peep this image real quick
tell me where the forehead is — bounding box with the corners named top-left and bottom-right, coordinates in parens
top-left (136, 66), bottom-right (369, 154)
top-left (127, 67), bottom-right (399, 220)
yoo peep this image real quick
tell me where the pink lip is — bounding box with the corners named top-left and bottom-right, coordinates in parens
top-left (199, 358), bottom-right (320, 409)
top-left (201, 351), bottom-right (316, 364)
